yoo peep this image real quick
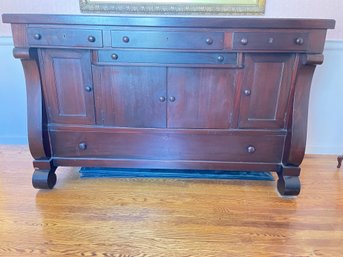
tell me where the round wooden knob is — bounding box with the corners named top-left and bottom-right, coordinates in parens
top-left (88, 35), bottom-right (96, 43)
top-left (79, 142), bottom-right (87, 150)
top-left (244, 89), bottom-right (251, 96)
top-left (122, 36), bottom-right (130, 43)
top-left (206, 38), bottom-right (213, 45)
top-left (217, 55), bottom-right (224, 62)
top-left (295, 37), bottom-right (304, 45)
top-left (34, 33), bottom-right (41, 40)
top-left (240, 37), bottom-right (248, 45)
top-left (85, 86), bottom-right (92, 92)
top-left (247, 146), bottom-right (256, 153)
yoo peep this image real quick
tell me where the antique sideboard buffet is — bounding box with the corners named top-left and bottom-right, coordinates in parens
top-left (2, 14), bottom-right (335, 196)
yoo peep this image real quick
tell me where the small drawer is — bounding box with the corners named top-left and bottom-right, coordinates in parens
top-left (233, 32), bottom-right (309, 51)
top-left (96, 50), bottom-right (238, 66)
top-left (28, 27), bottom-right (103, 48)
top-left (111, 30), bottom-right (224, 50)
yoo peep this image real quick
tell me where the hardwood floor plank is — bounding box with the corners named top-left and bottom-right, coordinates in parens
top-left (0, 145), bottom-right (342, 256)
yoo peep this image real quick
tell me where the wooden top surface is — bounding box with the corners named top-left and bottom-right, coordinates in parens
top-left (2, 13), bottom-right (335, 29)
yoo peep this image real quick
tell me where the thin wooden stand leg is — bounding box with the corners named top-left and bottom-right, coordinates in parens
top-left (337, 155), bottom-right (343, 168)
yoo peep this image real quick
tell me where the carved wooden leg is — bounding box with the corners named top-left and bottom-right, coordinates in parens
top-left (277, 165), bottom-right (301, 196)
top-left (32, 168), bottom-right (57, 189)
top-left (32, 161), bottom-right (57, 189)
top-left (337, 155), bottom-right (343, 168)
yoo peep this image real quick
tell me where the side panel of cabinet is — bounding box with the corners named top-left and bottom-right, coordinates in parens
top-left (238, 54), bottom-right (295, 129)
top-left (39, 49), bottom-right (95, 124)
top-left (167, 67), bottom-right (236, 129)
top-left (93, 66), bottom-right (167, 128)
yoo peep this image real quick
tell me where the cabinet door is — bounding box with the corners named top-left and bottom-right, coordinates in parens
top-left (39, 49), bottom-right (95, 124)
top-left (167, 68), bottom-right (236, 129)
top-left (93, 66), bottom-right (167, 128)
top-left (238, 54), bottom-right (295, 129)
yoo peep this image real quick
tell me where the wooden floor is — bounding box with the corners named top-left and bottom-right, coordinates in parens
top-left (0, 145), bottom-right (342, 257)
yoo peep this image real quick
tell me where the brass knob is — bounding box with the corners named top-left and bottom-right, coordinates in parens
top-left (159, 96), bottom-right (166, 102)
top-left (111, 53), bottom-right (118, 60)
top-left (247, 145), bottom-right (256, 153)
top-left (295, 37), bottom-right (304, 45)
top-left (206, 38), bottom-right (213, 45)
top-left (244, 89), bottom-right (251, 96)
top-left (85, 86), bottom-right (92, 92)
top-left (79, 142), bottom-right (87, 150)
top-left (240, 37), bottom-right (248, 45)
top-left (169, 96), bottom-right (176, 102)
top-left (122, 36), bottom-right (130, 43)
top-left (217, 55), bottom-right (224, 62)
top-left (34, 33), bottom-right (41, 40)
top-left (88, 35), bottom-right (96, 43)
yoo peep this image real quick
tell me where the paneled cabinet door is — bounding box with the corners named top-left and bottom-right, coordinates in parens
top-left (93, 66), bottom-right (167, 128)
top-left (238, 54), bottom-right (296, 129)
top-left (167, 67), bottom-right (236, 129)
top-left (39, 49), bottom-right (95, 124)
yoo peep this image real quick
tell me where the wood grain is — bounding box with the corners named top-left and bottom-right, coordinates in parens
top-left (1, 145), bottom-right (342, 257)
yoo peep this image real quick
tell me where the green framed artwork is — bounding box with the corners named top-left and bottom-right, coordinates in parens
top-left (79, 0), bottom-right (266, 15)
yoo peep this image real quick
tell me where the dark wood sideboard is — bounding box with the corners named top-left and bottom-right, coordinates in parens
top-left (2, 14), bottom-right (335, 196)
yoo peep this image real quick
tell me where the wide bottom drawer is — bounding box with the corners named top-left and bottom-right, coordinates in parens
top-left (50, 129), bottom-right (285, 163)
top-left (49, 128), bottom-right (285, 163)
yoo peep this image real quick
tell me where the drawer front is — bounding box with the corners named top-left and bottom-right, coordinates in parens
top-left (233, 32), bottom-right (309, 51)
top-left (28, 27), bottom-right (103, 47)
top-left (97, 50), bottom-right (238, 66)
top-left (50, 130), bottom-right (285, 163)
top-left (111, 30), bottom-right (224, 50)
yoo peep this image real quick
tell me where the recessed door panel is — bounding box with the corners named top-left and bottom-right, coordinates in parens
top-left (39, 49), bottom-right (95, 124)
top-left (238, 54), bottom-right (295, 129)
top-left (167, 67), bottom-right (236, 129)
top-left (93, 66), bottom-right (167, 128)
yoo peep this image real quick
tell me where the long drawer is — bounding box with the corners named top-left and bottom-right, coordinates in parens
top-left (95, 50), bottom-right (238, 66)
top-left (111, 30), bottom-right (224, 50)
top-left (50, 129), bottom-right (285, 163)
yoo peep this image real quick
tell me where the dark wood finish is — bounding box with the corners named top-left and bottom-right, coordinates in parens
top-left (111, 30), bottom-right (224, 49)
top-left (28, 27), bottom-right (103, 48)
top-left (96, 50), bottom-right (238, 66)
top-left (39, 49), bottom-right (96, 124)
top-left (49, 128), bottom-right (284, 162)
top-left (2, 14), bottom-right (335, 29)
top-left (167, 67), bottom-right (235, 129)
top-left (93, 66), bottom-right (167, 128)
top-left (2, 14), bottom-right (334, 197)
top-left (233, 32), bottom-right (309, 51)
top-left (238, 54), bottom-right (295, 129)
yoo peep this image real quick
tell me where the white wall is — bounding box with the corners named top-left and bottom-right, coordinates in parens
top-left (307, 41), bottom-right (343, 154)
top-left (0, 0), bottom-right (342, 154)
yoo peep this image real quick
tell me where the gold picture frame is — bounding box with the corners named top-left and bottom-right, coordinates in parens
top-left (80, 0), bottom-right (266, 16)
